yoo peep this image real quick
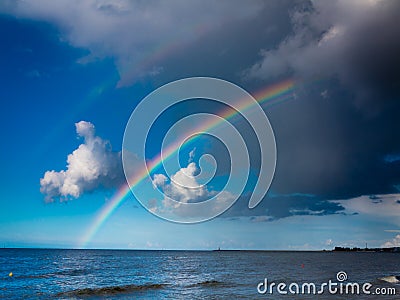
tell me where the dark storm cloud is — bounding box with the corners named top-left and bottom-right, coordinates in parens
top-left (247, 0), bottom-right (400, 112)
top-left (241, 0), bottom-right (400, 203)
top-left (267, 84), bottom-right (400, 200)
top-left (222, 193), bottom-right (345, 220)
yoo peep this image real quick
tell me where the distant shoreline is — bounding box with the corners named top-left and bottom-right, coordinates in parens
top-left (333, 246), bottom-right (400, 253)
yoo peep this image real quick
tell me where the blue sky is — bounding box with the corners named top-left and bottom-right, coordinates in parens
top-left (1, 0), bottom-right (400, 250)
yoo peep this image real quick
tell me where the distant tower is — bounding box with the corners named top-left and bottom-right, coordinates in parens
top-left (365, 242), bottom-right (368, 249)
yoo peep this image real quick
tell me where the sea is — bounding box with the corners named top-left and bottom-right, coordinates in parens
top-left (0, 249), bottom-right (399, 299)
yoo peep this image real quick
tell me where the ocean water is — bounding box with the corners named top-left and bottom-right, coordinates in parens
top-left (0, 249), bottom-right (399, 299)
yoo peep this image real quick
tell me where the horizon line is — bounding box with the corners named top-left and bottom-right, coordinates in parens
top-left (0, 246), bottom-right (353, 252)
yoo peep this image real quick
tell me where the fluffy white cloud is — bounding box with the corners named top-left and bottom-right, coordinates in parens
top-left (382, 234), bottom-right (400, 248)
top-left (332, 194), bottom-right (400, 234)
top-left (152, 173), bottom-right (168, 189)
top-left (152, 161), bottom-right (235, 217)
top-left (334, 194), bottom-right (400, 220)
top-left (40, 121), bottom-right (123, 202)
top-left (153, 162), bottom-right (207, 204)
top-left (0, 0), bottom-right (262, 86)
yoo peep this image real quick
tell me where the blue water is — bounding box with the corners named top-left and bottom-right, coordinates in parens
top-left (0, 249), bottom-right (399, 299)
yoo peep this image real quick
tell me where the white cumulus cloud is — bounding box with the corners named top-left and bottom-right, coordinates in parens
top-left (382, 234), bottom-right (400, 248)
top-left (40, 121), bottom-right (123, 202)
top-left (151, 161), bottom-right (235, 218)
top-left (153, 162), bottom-right (207, 204)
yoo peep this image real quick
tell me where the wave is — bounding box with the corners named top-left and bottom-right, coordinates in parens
top-left (56, 283), bottom-right (166, 297)
top-left (16, 268), bottom-right (89, 279)
top-left (378, 275), bottom-right (400, 284)
top-left (57, 269), bottom-right (89, 276)
top-left (188, 280), bottom-right (228, 288)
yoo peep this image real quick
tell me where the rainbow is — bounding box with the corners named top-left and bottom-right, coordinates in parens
top-left (77, 79), bottom-right (296, 248)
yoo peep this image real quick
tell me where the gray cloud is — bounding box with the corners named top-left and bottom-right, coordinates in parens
top-left (0, 0), bottom-right (265, 86)
top-left (40, 121), bottom-right (123, 202)
top-left (223, 193), bottom-right (345, 220)
top-left (246, 0), bottom-right (400, 112)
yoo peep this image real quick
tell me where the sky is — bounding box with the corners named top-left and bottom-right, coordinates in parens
top-left (1, 0), bottom-right (400, 250)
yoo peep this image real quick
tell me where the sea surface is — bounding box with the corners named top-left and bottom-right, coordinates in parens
top-left (0, 249), bottom-right (399, 299)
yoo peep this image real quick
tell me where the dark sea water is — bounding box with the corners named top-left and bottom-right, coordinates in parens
top-left (0, 249), bottom-right (399, 299)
